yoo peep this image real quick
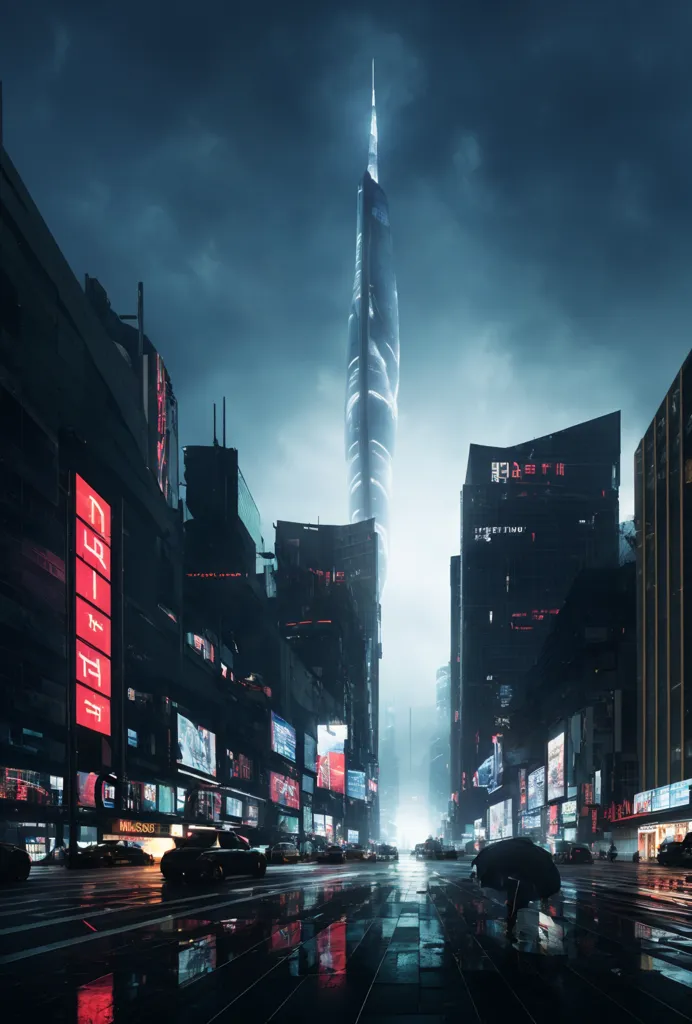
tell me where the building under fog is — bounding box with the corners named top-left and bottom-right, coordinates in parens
top-left (345, 64), bottom-right (400, 592)
top-left (457, 413), bottom-right (621, 828)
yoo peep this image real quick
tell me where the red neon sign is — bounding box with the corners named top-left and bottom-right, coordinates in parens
top-left (76, 638), bottom-right (112, 698)
top-left (76, 558), bottom-right (111, 616)
top-left (76, 596), bottom-right (111, 657)
top-left (76, 521), bottom-right (111, 579)
top-left (74, 476), bottom-right (112, 738)
top-left (76, 683), bottom-right (111, 736)
top-left (76, 474), bottom-right (111, 543)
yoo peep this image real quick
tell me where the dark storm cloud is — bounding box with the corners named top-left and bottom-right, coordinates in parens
top-left (2, 1), bottom-right (691, 697)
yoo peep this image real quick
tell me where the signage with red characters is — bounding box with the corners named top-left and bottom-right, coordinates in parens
top-left (74, 475), bottom-right (112, 738)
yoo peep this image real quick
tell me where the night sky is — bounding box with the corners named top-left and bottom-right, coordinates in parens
top-left (2, 2), bottom-right (691, 711)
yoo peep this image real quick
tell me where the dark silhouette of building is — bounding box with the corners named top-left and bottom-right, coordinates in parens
top-left (450, 555), bottom-right (461, 834)
top-left (274, 519), bottom-right (380, 841)
top-left (458, 412), bottom-right (621, 826)
top-left (345, 64), bottom-right (400, 591)
top-left (635, 356), bottom-right (692, 792)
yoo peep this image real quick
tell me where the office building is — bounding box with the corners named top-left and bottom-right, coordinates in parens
top-left (345, 63), bottom-right (400, 591)
top-left (458, 412), bottom-right (621, 823)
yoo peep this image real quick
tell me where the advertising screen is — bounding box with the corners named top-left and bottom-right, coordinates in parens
top-left (269, 771), bottom-right (300, 810)
top-left (76, 683), bottom-right (111, 736)
top-left (519, 768), bottom-right (527, 810)
top-left (313, 813), bottom-right (326, 836)
top-left (302, 774), bottom-right (314, 794)
top-left (271, 713), bottom-right (296, 762)
top-left (77, 772), bottom-right (98, 808)
top-left (278, 813), bottom-right (299, 835)
top-left (177, 713), bottom-right (217, 777)
top-left (547, 733), bottom-right (565, 802)
top-left (303, 804), bottom-right (313, 832)
top-left (474, 757), bottom-right (494, 789)
top-left (347, 770), bottom-right (366, 801)
top-left (528, 766), bottom-right (545, 810)
top-left (490, 734), bottom-right (503, 793)
top-left (561, 799), bottom-right (577, 823)
top-left (226, 797), bottom-right (243, 818)
top-left (594, 769), bottom-right (602, 806)
top-left (488, 799), bottom-right (513, 841)
top-left (304, 734), bottom-right (317, 772)
top-left (227, 750), bottom-right (253, 781)
top-left (317, 724), bottom-right (347, 794)
top-left (348, 829), bottom-right (359, 844)
top-left (670, 779), bottom-right (692, 808)
top-left (243, 800), bottom-right (259, 827)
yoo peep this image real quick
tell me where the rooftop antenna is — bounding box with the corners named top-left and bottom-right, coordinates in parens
top-left (213, 403), bottom-right (217, 446)
top-left (222, 397), bottom-right (227, 448)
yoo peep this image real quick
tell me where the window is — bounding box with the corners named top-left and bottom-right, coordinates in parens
top-left (158, 786), bottom-right (174, 813)
top-left (127, 729), bottom-right (138, 748)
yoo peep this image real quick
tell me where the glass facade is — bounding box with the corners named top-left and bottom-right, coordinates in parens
top-left (637, 357), bottom-right (692, 789)
top-left (345, 84), bottom-right (399, 592)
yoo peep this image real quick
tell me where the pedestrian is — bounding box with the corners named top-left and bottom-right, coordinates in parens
top-left (505, 878), bottom-right (531, 938)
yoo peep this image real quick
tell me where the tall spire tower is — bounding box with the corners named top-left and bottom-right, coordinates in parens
top-left (345, 62), bottom-right (400, 594)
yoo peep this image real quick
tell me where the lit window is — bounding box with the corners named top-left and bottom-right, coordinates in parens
top-left (127, 729), bottom-right (138, 748)
top-left (489, 611), bottom-right (493, 624)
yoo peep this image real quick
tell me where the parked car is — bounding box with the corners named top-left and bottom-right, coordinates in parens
top-left (566, 844), bottom-right (593, 865)
top-left (377, 844), bottom-right (399, 861)
top-left (161, 830), bottom-right (267, 883)
top-left (657, 833), bottom-right (692, 867)
top-left (316, 845), bottom-right (345, 865)
top-left (269, 842), bottom-right (300, 864)
top-left (68, 841), bottom-right (154, 869)
top-left (345, 844), bottom-right (366, 861)
top-left (0, 842), bottom-right (31, 882)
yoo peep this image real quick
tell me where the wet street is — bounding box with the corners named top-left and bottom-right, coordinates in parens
top-left (2, 858), bottom-right (692, 1022)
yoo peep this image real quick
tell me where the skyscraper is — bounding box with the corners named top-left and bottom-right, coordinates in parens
top-left (345, 62), bottom-right (400, 591)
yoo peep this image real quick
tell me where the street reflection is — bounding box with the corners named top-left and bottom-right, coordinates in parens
top-left (178, 934), bottom-right (216, 986)
top-left (76, 974), bottom-right (114, 1024)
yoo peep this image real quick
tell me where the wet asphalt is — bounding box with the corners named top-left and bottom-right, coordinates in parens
top-left (1, 857), bottom-right (692, 1022)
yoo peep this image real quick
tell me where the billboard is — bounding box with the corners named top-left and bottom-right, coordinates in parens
top-left (303, 803), bottom-right (312, 833)
top-left (547, 733), bottom-right (565, 802)
top-left (269, 771), bottom-right (300, 810)
top-left (271, 713), bottom-right (296, 762)
top-left (177, 713), bottom-right (217, 777)
top-left (519, 768), bottom-right (527, 810)
top-left (488, 798), bottom-right (513, 841)
top-left (348, 830), bottom-right (359, 844)
top-left (528, 766), bottom-right (545, 810)
top-left (347, 770), bottom-right (366, 801)
top-left (243, 800), bottom-right (259, 828)
top-left (594, 769), bottom-right (602, 806)
top-left (277, 813), bottom-right (299, 835)
top-left (226, 797), bottom-right (243, 818)
top-left (302, 774), bottom-right (314, 794)
top-left (304, 734), bottom-right (317, 772)
top-left (317, 724), bottom-right (347, 794)
top-left (561, 799), bottom-right (577, 823)
top-left (74, 475), bottom-right (112, 739)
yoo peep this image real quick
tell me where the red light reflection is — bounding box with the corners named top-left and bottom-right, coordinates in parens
top-left (77, 973), bottom-right (114, 1024)
top-left (317, 919), bottom-right (347, 987)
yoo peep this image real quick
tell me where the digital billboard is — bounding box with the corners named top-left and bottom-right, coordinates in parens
top-left (547, 733), bottom-right (565, 801)
top-left (303, 804), bottom-right (312, 833)
top-left (488, 798), bottom-right (513, 841)
top-left (528, 766), bottom-right (545, 810)
top-left (561, 799), bottom-right (577, 823)
top-left (317, 724), bottom-right (347, 794)
top-left (348, 829), bottom-right (359, 844)
top-left (269, 771), bottom-right (300, 810)
top-left (302, 774), bottom-right (314, 794)
top-left (519, 769), bottom-right (527, 810)
top-left (177, 713), bottom-right (217, 777)
top-left (74, 475), bottom-right (112, 739)
top-left (347, 770), bottom-right (366, 801)
top-left (271, 713), bottom-right (296, 762)
top-left (594, 769), bottom-right (602, 806)
top-left (278, 813), bottom-right (299, 835)
top-left (243, 800), bottom-right (259, 827)
top-left (226, 797), bottom-right (243, 818)
top-left (304, 733), bottom-right (317, 772)
top-left (227, 750), bottom-right (253, 781)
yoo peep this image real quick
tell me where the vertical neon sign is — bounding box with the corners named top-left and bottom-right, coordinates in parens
top-left (74, 475), bottom-right (112, 737)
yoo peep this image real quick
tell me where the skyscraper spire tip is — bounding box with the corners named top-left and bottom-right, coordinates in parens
top-left (367, 58), bottom-right (378, 183)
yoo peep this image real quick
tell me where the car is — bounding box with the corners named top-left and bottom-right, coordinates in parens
top-left (566, 844), bottom-right (593, 865)
top-left (0, 841), bottom-right (31, 882)
top-left (377, 844), bottom-right (398, 861)
top-left (68, 841), bottom-right (155, 868)
top-left (316, 845), bottom-right (345, 865)
top-left (345, 844), bottom-right (366, 861)
top-left (161, 830), bottom-right (267, 884)
top-left (657, 833), bottom-right (692, 866)
top-left (269, 842), bottom-right (300, 864)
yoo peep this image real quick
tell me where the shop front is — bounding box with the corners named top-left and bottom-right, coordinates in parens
top-left (102, 818), bottom-right (183, 861)
top-left (638, 820), bottom-right (692, 861)
top-left (632, 779), bottom-right (692, 860)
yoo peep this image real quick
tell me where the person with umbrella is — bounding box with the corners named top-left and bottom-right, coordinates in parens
top-left (471, 838), bottom-right (561, 939)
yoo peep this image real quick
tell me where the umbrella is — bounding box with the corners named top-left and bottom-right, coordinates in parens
top-left (472, 839), bottom-right (561, 899)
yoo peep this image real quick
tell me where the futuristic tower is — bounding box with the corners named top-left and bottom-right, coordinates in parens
top-left (345, 62), bottom-right (400, 593)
